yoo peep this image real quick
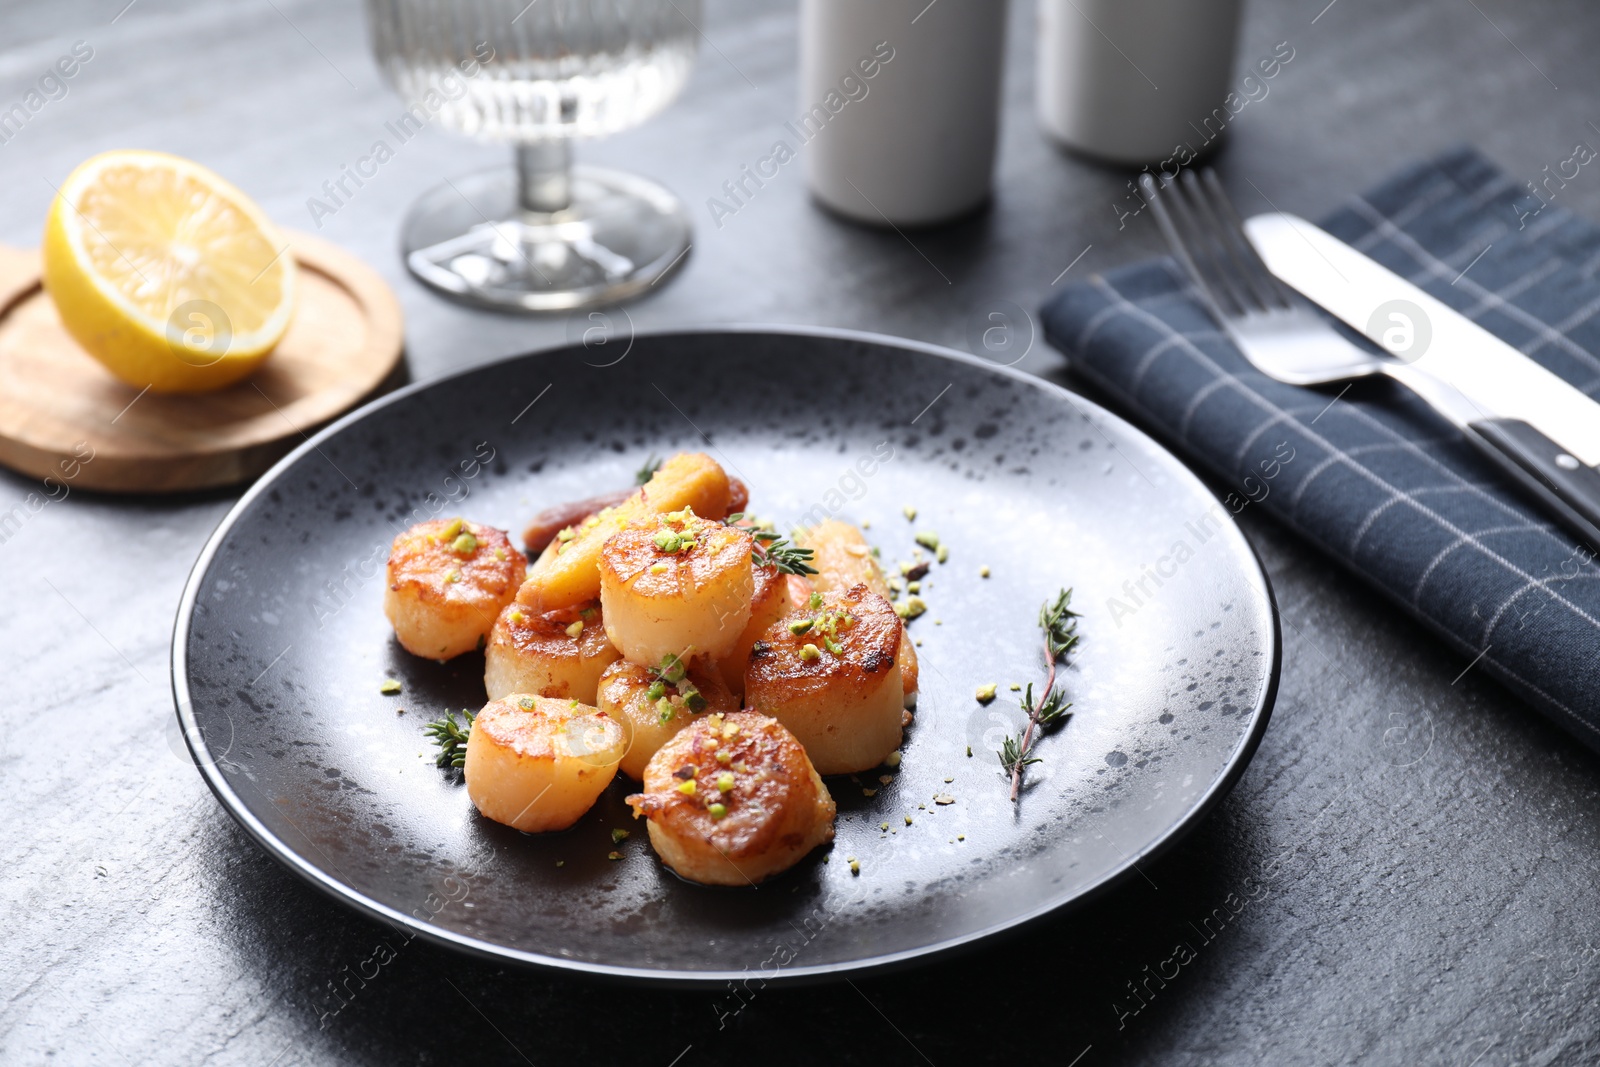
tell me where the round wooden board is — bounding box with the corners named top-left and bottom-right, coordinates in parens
top-left (0, 230), bottom-right (404, 494)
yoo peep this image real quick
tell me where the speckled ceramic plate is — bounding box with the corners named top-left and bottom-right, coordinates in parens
top-left (173, 327), bottom-right (1279, 984)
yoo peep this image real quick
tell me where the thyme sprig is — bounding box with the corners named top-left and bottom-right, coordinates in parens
top-left (999, 589), bottom-right (1080, 801)
top-left (635, 455), bottom-right (663, 485)
top-left (425, 707), bottom-right (475, 770)
top-left (725, 513), bottom-right (819, 576)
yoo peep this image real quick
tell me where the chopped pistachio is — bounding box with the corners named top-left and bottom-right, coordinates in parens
top-left (788, 618), bottom-right (815, 636)
top-left (902, 506), bottom-right (917, 521)
top-left (555, 860), bottom-right (565, 867)
top-left (646, 680), bottom-right (667, 701)
top-left (565, 619), bottom-right (584, 638)
top-left (722, 722), bottom-right (740, 740)
top-left (494, 546), bottom-right (508, 561)
top-left (980, 565), bottom-right (991, 578)
top-left (657, 697), bottom-right (674, 724)
top-left (611, 828), bottom-right (630, 844)
top-left (862, 787), bottom-right (878, 797)
top-left (676, 779), bottom-right (697, 796)
top-left (607, 851), bottom-right (622, 861)
top-left (653, 529), bottom-right (684, 553)
top-left (557, 527), bottom-right (576, 542)
top-left (379, 679), bottom-right (402, 695)
top-left (440, 517), bottom-right (464, 540)
top-left (936, 545), bottom-right (949, 564)
top-left (879, 774), bottom-right (894, 785)
top-left (848, 857), bottom-right (861, 874)
top-left (975, 683), bottom-right (998, 704)
top-left (823, 637), bottom-right (844, 655)
top-left (508, 609), bottom-right (524, 625)
top-left (861, 519), bottom-right (872, 529)
top-left (934, 793), bottom-right (955, 805)
top-left (884, 750), bottom-right (902, 768)
top-left (715, 749), bottom-right (732, 764)
top-left (717, 772), bottom-right (735, 793)
top-left (944, 777), bottom-right (954, 784)
top-left (966, 745), bottom-right (973, 757)
top-left (907, 581), bottom-right (920, 594)
top-left (896, 597), bottom-right (928, 621)
top-left (880, 821), bottom-right (890, 831)
top-left (914, 531), bottom-right (941, 552)
top-left (1009, 683), bottom-right (1022, 691)
top-left (451, 531), bottom-right (478, 555)
top-left (444, 569), bottom-right (461, 584)
top-left (649, 561), bottom-right (669, 575)
top-left (957, 834), bottom-right (965, 841)
top-left (708, 803), bottom-right (728, 820)
top-left (904, 815), bottom-right (913, 826)
top-left (808, 591), bottom-right (823, 611)
top-left (800, 643), bottom-right (822, 662)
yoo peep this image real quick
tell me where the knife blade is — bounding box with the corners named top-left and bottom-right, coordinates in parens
top-left (1245, 211), bottom-right (1600, 547)
top-left (1243, 211), bottom-right (1600, 466)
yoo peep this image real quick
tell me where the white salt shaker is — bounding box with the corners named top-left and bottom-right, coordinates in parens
top-left (799, 0), bottom-right (1009, 227)
top-left (1037, 0), bottom-right (1244, 166)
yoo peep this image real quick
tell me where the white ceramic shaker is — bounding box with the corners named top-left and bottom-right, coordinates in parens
top-left (1037, 0), bottom-right (1243, 166)
top-left (799, 0), bottom-right (1009, 227)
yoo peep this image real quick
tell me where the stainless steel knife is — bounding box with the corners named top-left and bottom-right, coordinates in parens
top-left (1245, 211), bottom-right (1600, 547)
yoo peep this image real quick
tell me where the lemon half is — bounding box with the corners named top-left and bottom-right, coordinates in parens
top-left (42, 150), bottom-right (296, 394)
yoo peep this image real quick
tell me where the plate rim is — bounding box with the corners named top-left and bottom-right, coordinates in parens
top-left (171, 323), bottom-right (1281, 986)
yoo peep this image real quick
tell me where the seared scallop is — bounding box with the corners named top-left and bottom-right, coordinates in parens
top-left (799, 519), bottom-right (918, 708)
top-left (598, 509), bottom-right (755, 666)
top-left (517, 452), bottom-right (732, 613)
top-left (744, 584), bottom-right (904, 774)
top-left (626, 710), bottom-right (835, 886)
top-left (463, 695), bottom-right (624, 833)
top-left (384, 518), bottom-right (526, 660)
top-left (598, 656), bottom-right (738, 780)
top-left (483, 599), bottom-right (621, 704)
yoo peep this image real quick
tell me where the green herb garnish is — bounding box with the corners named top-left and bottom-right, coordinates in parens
top-left (424, 708), bottom-right (475, 770)
top-left (635, 454), bottom-right (663, 485)
top-left (998, 589), bottom-right (1080, 801)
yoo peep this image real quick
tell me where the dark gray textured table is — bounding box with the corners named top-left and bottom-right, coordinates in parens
top-left (6, 0), bottom-right (1600, 1063)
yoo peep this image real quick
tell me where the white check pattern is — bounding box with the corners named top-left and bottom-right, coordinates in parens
top-left (1042, 148), bottom-right (1600, 752)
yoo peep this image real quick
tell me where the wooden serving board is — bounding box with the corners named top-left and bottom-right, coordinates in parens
top-left (0, 230), bottom-right (404, 493)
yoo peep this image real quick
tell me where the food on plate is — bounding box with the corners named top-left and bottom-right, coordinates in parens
top-left (598, 654), bottom-right (739, 780)
top-left (743, 584), bottom-right (904, 775)
top-left (384, 518), bottom-right (526, 660)
top-left (626, 711), bottom-right (835, 885)
top-left (521, 474), bottom-right (752, 554)
top-left (42, 149), bottom-right (297, 393)
top-left (798, 519), bottom-right (918, 707)
top-left (464, 695), bottom-right (625, 832)
top-left (483, 599), bottom-right (621, 703)
top-left (516, 452), bottom-right (733, 614)
top-left (598, 508), bottom-right (755, 665)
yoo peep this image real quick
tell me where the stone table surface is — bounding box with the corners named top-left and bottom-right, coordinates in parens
top-left (5, 0), bottom-right (1600, 1064)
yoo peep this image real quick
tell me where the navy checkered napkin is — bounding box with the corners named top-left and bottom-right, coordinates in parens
top-left (1041, 147), bottom-right (1600, 753)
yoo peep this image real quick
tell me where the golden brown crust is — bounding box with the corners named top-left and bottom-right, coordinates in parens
top-left (744, 584), bottom-right (901, 704)
top-left (388, 519), bottom-right (525, 608)
top-left (626, 711), bottom-right (835, 862)
top-left (491, 600), bottom-right (612, 662)
top-left (597, 511), bottom-right (753, 600)
top-left (521, 488), bottom-right (632, 554)
top-left (797, 519), bottom-right (891, 600)
top-left (474, 695), bottom-right (623, 762)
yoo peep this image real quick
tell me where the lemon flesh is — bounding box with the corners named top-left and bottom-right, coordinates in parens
top-left (42, 150), bottom-right (296, 394)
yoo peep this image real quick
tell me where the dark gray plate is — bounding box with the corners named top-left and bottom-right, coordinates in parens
top-left (172, 327), bottom-right (1279, 984)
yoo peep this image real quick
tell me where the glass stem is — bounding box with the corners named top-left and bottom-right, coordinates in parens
top-left (516, 140), bottom-right (572, 214)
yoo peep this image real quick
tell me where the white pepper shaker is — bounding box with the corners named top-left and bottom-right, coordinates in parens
top-left (1037, 0), bottom-right (1243, 166)
top-left (799, 0), bottom-right (1009, 227)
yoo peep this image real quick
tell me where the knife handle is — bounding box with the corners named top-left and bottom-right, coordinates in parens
top-left (1466, 418), bottom-right (1600, 551)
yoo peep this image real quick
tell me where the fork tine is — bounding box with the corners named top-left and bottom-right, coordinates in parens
top-left (1197, 169), bottom-right (1293, 310)
top-left (1140, 172), bottom-right (1249, 318)
top-left (1179, 170), bottom-right (1276, 315)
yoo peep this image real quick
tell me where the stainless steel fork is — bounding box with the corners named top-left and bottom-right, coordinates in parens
top-left (1143, 168), bottom-right (1600, 549)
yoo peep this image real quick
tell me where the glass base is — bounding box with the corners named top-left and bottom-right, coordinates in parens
top-left (401, 165), bottom-right (692, 313)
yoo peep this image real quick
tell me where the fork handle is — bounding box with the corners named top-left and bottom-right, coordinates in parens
top-left (1466, 418), bottom-right (1600, 551)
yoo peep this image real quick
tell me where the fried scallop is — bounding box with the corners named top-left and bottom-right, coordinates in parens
top-left (384, 518), bottom-right (526, 660)
top-left (517, 452), bottom-right (732, 613)
top-left (463, 695), bottom-right (625, 833)
top-left (483, 599), bottom-right (621, 704)
top-left (598, 509), bottom-right (755, 666)
top-left (626, 711), bottom-right (835, 886)
top-left (714, 561), bottom-right (802, 699)
top-left (598, 657), bottom-right (739, 780)
top-left (799, 518), bottom-right (918, 708)
top-left (744, 584), bottom-right (904, 775)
